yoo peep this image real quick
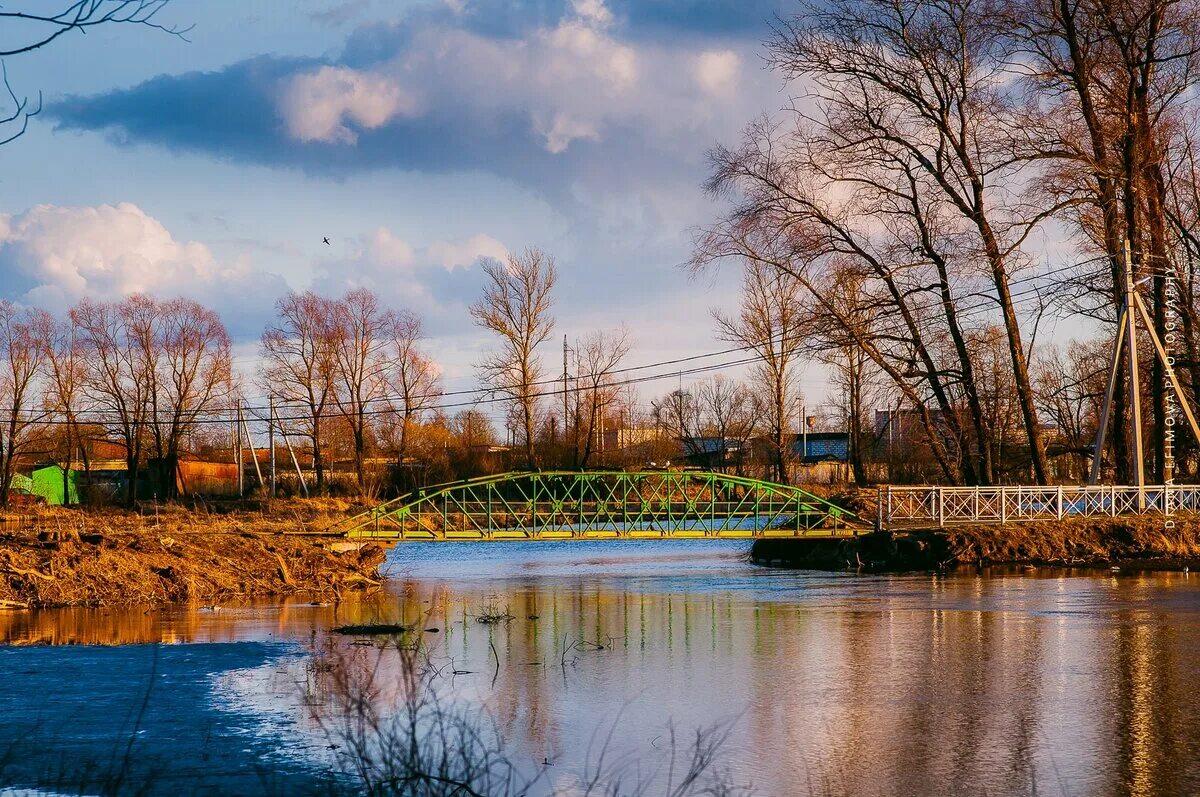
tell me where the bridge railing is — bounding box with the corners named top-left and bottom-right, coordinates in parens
top-left (877, 484), bottom-right (1200, 528)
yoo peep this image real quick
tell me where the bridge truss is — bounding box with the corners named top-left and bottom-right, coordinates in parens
top-left (331, 470), bottom-right (864, 540)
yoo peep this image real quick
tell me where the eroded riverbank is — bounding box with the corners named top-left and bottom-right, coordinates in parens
top-left (0, 503), bottom-right (384, 608)
top-left (752, 515), bottom-right (1200, 571)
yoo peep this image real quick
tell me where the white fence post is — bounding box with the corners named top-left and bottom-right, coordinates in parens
top-left (937, 487), bottom-right (944, 527)
top-left (1057, 486), bottom-right (1063, 520)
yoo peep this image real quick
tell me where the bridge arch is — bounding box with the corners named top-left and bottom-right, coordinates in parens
top-left (330, 470), bottom-right (864, 540)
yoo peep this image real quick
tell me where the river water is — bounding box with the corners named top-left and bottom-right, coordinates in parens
top-left (0, 540), bottom-right (1198, 796)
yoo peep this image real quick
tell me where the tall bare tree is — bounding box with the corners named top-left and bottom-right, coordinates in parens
top-left (385, 310), bottom-right (441, 460)
top-left (696, 0), bottom-right (1084, 484)
top-left (261, 291), bottom-right (338, 490)
top-left (470, 249), bottom-right (557, 469)
top-left (1006, 0), bottom-right (1200, 480)
top-left (714, 261), bottom-right (805, 483)
top-left (153, 298), bottom-right (232, 497)
top-left (31, 310), bottom-right (92, 497)
top-left (571, 327), bottom-right (631, 468)
top-left (698, 376), bottom-right (760, 474)
top-left (0, 302), bottom-right (44, 507)
top-left (73, 298), bottom-right (151, 505)
top-left (330, 288), bottom-right (392, 490)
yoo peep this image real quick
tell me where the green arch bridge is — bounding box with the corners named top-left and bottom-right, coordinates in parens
top-left (330, 470), bottom-right (865, 541)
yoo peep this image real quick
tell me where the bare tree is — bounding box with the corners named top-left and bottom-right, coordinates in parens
top-left (1006, 0), bottom-right (1200, 480)
top-left (261, 291), bottom-right (338, 490)
top-left (0, 302), bottom-right (44, 507)
top-left (1035, 340), bottom-right (1108, 479)
top-left (714, 261), bottom-right (804, 483)
top-left (571, 327), bottom-right (632, 468)
top-left (697, 376), bottom-right (760, 474)
top-left (470, 249), bottom-right (557, 469)
top-left (31, 310), bottom-right (92, 499)
top-left (385, 310), bottom-right (441, 460)
top-left (72, 298), bottom-right (151, 505)
top-left (651, 387), bottom-right (703, 465)
top-left (696, 0), bottom-right (1079, 484)
top-left (152, 298), bottom-right (232, 498)
top-left (330, 288), bottom-right (392, 490)
top-left (0, 2), bottom-right (188, 146)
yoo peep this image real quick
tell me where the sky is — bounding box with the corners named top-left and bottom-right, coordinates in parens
top-left (0, 0), bottom-right (851, 424)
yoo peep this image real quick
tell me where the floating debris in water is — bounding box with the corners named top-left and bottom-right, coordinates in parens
top-left (331, 623), bottom-right (410, 636)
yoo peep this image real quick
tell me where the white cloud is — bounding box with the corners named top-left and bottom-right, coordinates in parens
top-left (0, 203), bottom-right (289, 330)
top-left (572, 0), bottom-right (613, 27)
top-left (311, 228), bottom-right (507, 317)
top-left (695, 50), bottom-right (740, 97)
top-left (279, 65), bottom-right (419, 143)
top-left (425, 233), bottom-right (508, 270)
top-left (273, 3), bottom-right (759, 159)
top-left (539, 113), bottom-right (600, 154)
top-left (361, 226), bottom-right (415, 266)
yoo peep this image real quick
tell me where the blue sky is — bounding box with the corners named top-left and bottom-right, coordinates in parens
top-left (0, 0), bottom-right (846, 416)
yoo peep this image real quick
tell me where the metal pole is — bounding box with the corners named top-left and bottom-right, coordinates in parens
top-left (242, 414), bottom-right (264, 488)
top-left (1132, 291), bottom-right (1200, 448)
top-left (277, 408), bottom-right (309, 498)
top-left (1124, 240), bottom-right (1145, 499)
top-left (563, 334), bottom-right (569, 447)
top-left (268, 395), bottom-right (277, 500)
top-left (236, 402), bottom-right (243, 498)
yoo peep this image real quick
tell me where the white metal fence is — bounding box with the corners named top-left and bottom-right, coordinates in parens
top-left (877, 485), bottom-right (1200, 528)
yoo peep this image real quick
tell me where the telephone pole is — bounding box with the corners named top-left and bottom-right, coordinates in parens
top-left (268, 394), bottom-right (276, 500)
top-left (563, 334), bottom-right (569, 448)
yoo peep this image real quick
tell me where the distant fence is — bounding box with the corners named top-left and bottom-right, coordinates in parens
top-left (877, 484), bottom-right (1200, 529)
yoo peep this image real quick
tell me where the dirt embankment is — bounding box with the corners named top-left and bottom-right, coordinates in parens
top-left (0, 500), bottom-right (385, 609)
top-left (752, 516), bottom-right (1200, 572)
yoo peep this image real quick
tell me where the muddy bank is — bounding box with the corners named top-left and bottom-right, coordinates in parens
top-left (752, 516), bottom-right (1200, 572)
top-left (0, 503), bottom-right (384, 609)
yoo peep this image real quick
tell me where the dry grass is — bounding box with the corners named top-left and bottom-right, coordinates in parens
top-left (943, 516), bottom-right (1200, 566)
top-left (0, 501), bottom-right (385, 609)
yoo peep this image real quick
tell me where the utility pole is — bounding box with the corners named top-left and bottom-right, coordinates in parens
top-left (235, 402), bottom-right (243, 498)
top-left (563, 335), bottom-right (569, 448)
top-left (268, 394), bottom-right (276, 500)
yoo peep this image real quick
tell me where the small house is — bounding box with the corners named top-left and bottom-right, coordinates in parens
top-left (30, 464), bottom-right (80, 506)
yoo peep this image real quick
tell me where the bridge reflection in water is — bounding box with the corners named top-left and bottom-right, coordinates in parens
top-left (330, 470), bottom-right (864, 540)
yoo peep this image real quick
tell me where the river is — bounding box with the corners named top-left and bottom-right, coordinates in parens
top-left (0, 540), bottom-right (1198, 796)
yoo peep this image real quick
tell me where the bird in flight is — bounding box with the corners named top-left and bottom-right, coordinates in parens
top-left (322, 237), bottom-right (331, 245)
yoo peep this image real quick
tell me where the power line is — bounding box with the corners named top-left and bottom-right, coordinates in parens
top-left (9, 259), bottom-right (1118, 430)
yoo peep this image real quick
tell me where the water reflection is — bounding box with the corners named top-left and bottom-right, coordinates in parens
top-left (0, 544), bottom-right (1197, 796)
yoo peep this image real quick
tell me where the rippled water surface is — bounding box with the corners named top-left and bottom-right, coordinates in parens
top-left (1, 540), bottom-right (1199, 795)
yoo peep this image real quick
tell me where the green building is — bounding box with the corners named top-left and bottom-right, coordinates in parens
top-left (29, 464), bottom-right (79, 506)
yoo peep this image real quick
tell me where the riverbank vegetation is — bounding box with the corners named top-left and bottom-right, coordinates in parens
top-left (0, 501), bottom-right (383, 609)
